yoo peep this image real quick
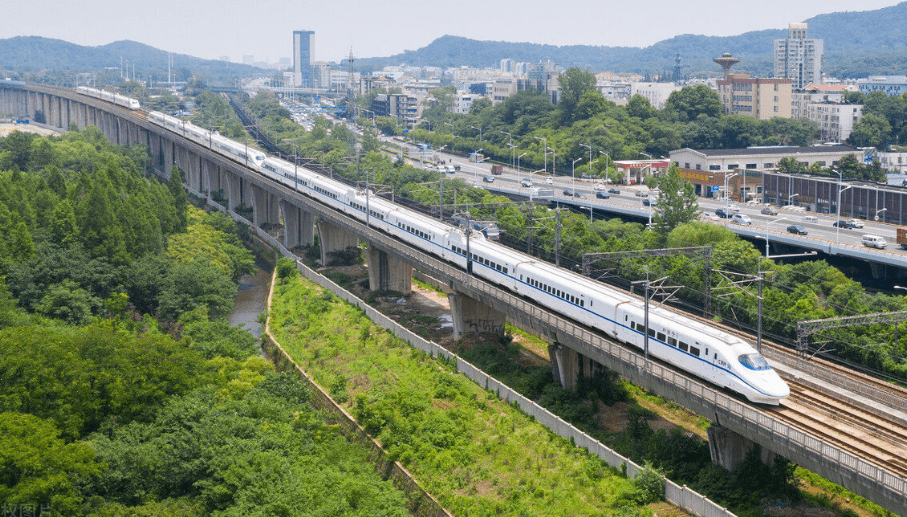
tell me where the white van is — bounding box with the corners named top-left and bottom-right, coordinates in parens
top-left (803, 215), bottom-right (818, 223)
top-left (862, 235), bottom-right (888, 249)
top-left (732, 214), bottom-right (752, 225)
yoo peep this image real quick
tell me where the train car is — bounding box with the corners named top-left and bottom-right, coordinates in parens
top-left (149, 109), bottom-right (788, 405)
top-left (148, 111), bottom-right (265, 169)
top-left (76, 86), bottom-right (140, 110)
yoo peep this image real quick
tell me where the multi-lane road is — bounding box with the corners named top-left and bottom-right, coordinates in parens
top-left (386, 137), bottom-right (907, 265)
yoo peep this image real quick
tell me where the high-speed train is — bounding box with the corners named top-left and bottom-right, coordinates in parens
top-left (148, 112), bottom-right (266, 169)
top-left (76, 86), bottom-right (141, 110)
top-left (138, 105), bottom-right (789, 405)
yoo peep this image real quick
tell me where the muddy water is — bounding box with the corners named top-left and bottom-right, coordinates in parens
top-left (228, 265), bottom-right (271, 339)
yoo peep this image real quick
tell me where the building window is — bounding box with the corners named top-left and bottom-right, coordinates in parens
top-left (696, 164), bottom-right (701, 170)
top-left (746, 164), bottom-right (757, 169)
top-left (709, 165), bottom-right (721, 171)
top-left (764, 163), bottom-right (774, 168)
top-left (774, 106), bottom-right (779, 112)
top-left (684, 163), bottom-right (690, 169)
top-left (728, 164), bottom-right (738, 170)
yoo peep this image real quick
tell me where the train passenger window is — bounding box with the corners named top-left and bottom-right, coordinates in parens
top-left (668, 337), bottom-right (677, 347)
top-left (647, 328), bottom-right (655, 338)
top-left (504, 268), bottom-right (508, 274)
top-left (679, 342), bottom-right (689, 352)
top-left (690, 346), bottom-right (700, 356)
top-left (580, 300), bottom-right (584, 307)
top-left (657, 332), bottom-right (665, 341)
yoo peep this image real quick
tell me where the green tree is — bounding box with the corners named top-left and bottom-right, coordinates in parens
top-left (168, 166), bottom-right (188, 232)
top-left (664, 85), bottom-right (722, 122)
top-left (158, 259), bottom-right (237, 320)
top-left (848, 112), bottom-right (892, 148)
top-left (652, 166), bottom-right (699, 244)
top-left (557, 67), bottom-right (598, 122)
top-left (627, 94), bottom-right (657, 120)
top-left (777, 156), bottom-right (807, 173)
top-left (0, 412), bottom-right (104, 516)
top-left (36, 279), bottom-right (98, 325)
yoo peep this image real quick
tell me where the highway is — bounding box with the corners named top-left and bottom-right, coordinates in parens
top-left (384, 137), bottom-right (907, 267)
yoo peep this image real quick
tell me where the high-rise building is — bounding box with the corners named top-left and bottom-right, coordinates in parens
top-left (774, 23), bottom-right (823, 90)
top-left (293, 30), bottom-right (315, 87)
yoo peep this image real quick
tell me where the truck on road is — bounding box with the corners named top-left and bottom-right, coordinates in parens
top-left (897, 227), bottom-right (907, 249)
top-left (490, 164), bottom-right (504, 175)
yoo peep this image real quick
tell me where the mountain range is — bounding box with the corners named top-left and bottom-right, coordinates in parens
top-left (1, 2), bottom-right (906, 81)
top-left (354, 2), bottom-right (907, 78)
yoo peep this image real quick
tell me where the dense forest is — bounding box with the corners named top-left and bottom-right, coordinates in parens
top-left (0, 129), bottom-right (410, 516)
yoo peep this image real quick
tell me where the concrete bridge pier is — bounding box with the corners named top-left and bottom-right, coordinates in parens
top-left (224, 172), bottom-right (242, 211)
top-left (278, 200), bottom-right (315, 250)
top-left (366, 245), bottom-right (412, 294)
top-left (707, 424), bottom-right (776, 471)
top-left (548, 344), bottom-right (581, 389)
top-left (448, 291), bottom-right (506, 340)
top-left (251, 184), bottom-right (279, 227)
top-left (316, 220), bottom-right (358, 265)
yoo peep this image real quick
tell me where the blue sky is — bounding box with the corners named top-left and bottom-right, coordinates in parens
top-left (1, 0), bottom-right (902, 63)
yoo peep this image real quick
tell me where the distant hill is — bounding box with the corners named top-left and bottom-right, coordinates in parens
top-left (2, 2), bottom-right (905, 82)
top-left (354, 1), bottom-right (907, 78)
top-left (0, 37), bottom-right (263, 81)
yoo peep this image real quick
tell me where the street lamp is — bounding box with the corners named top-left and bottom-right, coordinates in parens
top-left (724, 172), bottom-right (739, 208)
top-left (501, 131), bottom-right (513, 169)
top-left (836, 184), bottom-right (853, 243)
top-left (534, 136), bottom-right (547, 175)
top-left (875, 208), bottom-right (887, 221)
top-left (789, 193), bottom-right (799, 207)
top-left (599, 150), bottom-right (610, 183)
top-left (639, 152), bottom-right (653, 188)
top-left (581, 143), bottom-right (592, 178)
top-left (470, 125), bottom-right (482, 141)
top-left (580, 205), bottom-right (593, 222)
top-left (437, 145), bottom-right (448, 221)
top-left (572, 157), bottom-right (582, 195)
top-left (473, 148), bottom-right (483, 184)
top-left (517, 152), bottom-right (527, 174)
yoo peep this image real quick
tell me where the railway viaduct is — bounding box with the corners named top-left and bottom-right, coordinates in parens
top-left (2, 83), bottom-right (905, 515)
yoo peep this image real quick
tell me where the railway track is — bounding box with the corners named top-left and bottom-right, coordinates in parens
top-left (771, 380), bottom-right (907, 478)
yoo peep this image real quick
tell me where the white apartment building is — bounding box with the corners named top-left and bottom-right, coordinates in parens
top-left (454, 92), bottom-right (476, 114)
top-left (630, 82), bottom-right (681, 110)
top-left (803, 103), bottom-right (863, 143)
top-left (774, 23), bottom-right (824, 90)
top-left (878, 151), bottom-right (907, 174)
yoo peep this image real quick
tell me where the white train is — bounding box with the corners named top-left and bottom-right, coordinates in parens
top-left (146, 110), bottom-right (790, 405)
top-left (76, 86), bottom-right (141, 110)
top-left (148, 112), bottom-right (266, 169)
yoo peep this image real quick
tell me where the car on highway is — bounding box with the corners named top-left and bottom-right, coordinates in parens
top-left (787, 225), bottom-right (808, 235)
top-left (608, 188), bottom-right (621, 195)
top-left (562, 189), bottom-right (584, 198)
top-left (482, 175), bottom-right (495, 183)
top-left (701, 213), bottom-right (721, 221)
top-left (833, 220), bottom-right (856, 228)
top-left (642, 197), bottom-right (657, 206)
top-left (761, 206), bottom-right (778, 216)
top-left (634, 190), bottom-right (649, 197)
top-left (732, 214), bottom-right (752, 225)
top-left (593, 184), bottom-right (608, 191)
top-left (454, 165), bottom-right (461, 171)
top-left (847, 219), bottom-right (864, 228)
top-left (544, 177), bottom-right (554, 184)
top-left (521, 178), bottom-right (533, 187)
top-left (595, 191), bottom-right (610, 199)
top-left (715, 207), bottom-right (734, 219)
top-left (728, 204), bottom-right (741, 212)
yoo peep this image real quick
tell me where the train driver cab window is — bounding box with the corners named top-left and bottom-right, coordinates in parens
top-left (738, 353), bottom-right (771, 371)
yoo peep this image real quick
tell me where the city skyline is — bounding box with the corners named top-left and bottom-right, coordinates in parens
top-left (1, 0), bottom-right (903, 65)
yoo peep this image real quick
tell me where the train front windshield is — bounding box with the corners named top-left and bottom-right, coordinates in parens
top-left (738, 353), bottom-right (771, 371)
